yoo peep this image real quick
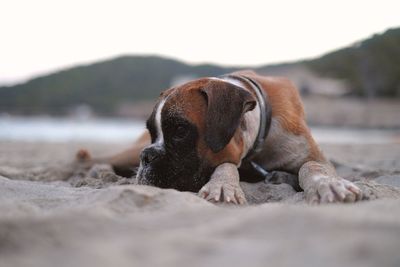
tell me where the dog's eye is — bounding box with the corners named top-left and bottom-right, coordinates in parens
top-left (173, 125), bottom-right (188, 140)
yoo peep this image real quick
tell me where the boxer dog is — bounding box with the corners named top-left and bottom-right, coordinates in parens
top-left (77, 70), bottom-right (362, 204)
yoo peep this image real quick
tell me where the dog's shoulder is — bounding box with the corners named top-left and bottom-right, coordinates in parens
top-left (232, 70), bottom-right (305, 135)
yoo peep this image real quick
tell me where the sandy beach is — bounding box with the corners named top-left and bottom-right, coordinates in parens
top-left (1, 140), bottom-right (400, 267)
top-left (1, 1), bottom-right (400, 266)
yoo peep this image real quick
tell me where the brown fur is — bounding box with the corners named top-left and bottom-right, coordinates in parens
top-left (233, 70), bottom-right (326, 164)
top-left (76, 71), bottom-right (320, 172)
top-left (76, 70), bottom-right (362, 204)
top-left (158, 79), bottom-right (249, 167)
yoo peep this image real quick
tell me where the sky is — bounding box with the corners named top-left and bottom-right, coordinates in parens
top-left (1, 0), bottom-right (399, 85)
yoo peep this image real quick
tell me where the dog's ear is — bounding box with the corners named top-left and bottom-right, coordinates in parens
top-left (201, 82), bottom-right (256, 153)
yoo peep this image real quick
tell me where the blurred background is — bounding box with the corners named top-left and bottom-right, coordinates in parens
top-left (2, 3), bottom-right (400, 266)
top-left (0, 0), bottom-right (399, 145)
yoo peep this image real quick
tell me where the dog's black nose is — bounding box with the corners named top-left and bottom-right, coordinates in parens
top-left (141, 146), bottom-right (162, 165)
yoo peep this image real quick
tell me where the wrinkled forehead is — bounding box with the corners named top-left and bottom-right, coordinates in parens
top-left (160, 78), bottom-right (214, 124)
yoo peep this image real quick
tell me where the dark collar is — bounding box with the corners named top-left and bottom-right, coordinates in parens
top-left (219, 74), bottom-right (272, 160)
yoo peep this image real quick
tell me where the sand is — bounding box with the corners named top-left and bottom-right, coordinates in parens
top-left (1, 141), bottom-right (400, 267)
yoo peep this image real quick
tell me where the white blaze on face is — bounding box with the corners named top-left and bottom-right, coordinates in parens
top-left (155, 98), bottom-right (167, 145)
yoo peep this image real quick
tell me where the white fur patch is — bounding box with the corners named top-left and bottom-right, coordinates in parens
top-left (209, 76), bottom-right (245, 89)
top-left (155, 98), bottom-right (167, 145)
top-left (221, 77), bottom-right (246, 88)
top-left (241, 103), bottom-right (260, 161)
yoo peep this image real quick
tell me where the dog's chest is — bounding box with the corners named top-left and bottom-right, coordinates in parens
top-left (252, 118), bottom-right (310, 173)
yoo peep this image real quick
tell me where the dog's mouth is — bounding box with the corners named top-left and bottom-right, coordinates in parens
top-left (136, 164), bottom-right (180, 188)
top-left (135, 163), bottom-right (211, 192)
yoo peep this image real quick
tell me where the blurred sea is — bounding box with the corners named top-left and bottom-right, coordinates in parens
top-left (0, 116), bottom-right (145, 142)
top-left (0, 116), bottom-right (399, 144)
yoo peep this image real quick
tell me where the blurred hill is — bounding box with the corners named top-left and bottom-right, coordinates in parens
top-left (0, 27), bottom-right (399, 116)
top-left (0, 57), bottom-right (236, 115)
top-left (305, 28), bottom-right (400, 97)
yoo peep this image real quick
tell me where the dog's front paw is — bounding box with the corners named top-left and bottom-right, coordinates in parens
top-left (305, 177), bottom-right (363, 204)
top-left (198, 180), bottom-right (247, 205)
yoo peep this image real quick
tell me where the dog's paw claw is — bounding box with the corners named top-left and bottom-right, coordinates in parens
top-left (198, 182), bottom-right (247, 205)
top-left (306, 178), bottom-right (362, 204)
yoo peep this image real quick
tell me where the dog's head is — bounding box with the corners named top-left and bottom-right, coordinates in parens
top-left (136, 78), bottom-right (256, 191)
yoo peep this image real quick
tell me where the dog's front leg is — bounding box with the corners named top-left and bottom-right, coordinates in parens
top-left (299, 161), bottom-right (363, 204)
top-left (198, 163), bottom-right (247, 204)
